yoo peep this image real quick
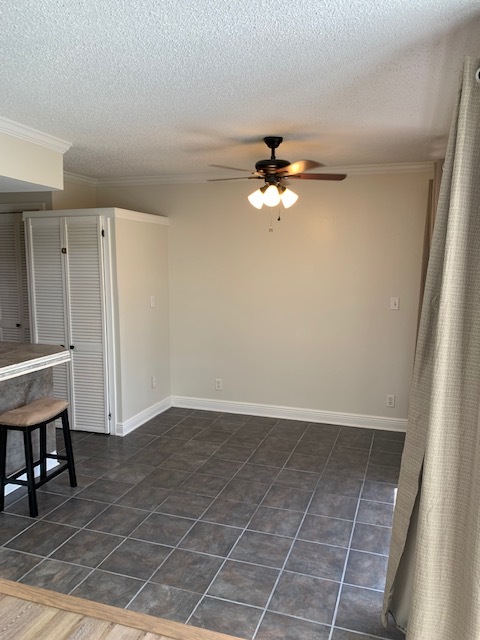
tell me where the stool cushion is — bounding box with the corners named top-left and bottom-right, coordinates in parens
top-left (0, 397), bottom-right (69, 427)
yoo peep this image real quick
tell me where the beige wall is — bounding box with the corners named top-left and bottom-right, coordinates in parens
top-left (52, 179), bottom-right (97, 210)
top-left (114, 216), bottom-right (170, 422)
top-left (97, 171), bottom-right (430, 422)
top-left (0, 132), bottom-right (64, 190)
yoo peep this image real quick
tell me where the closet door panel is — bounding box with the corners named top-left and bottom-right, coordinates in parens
top-left (71, 352), bottom-right (106, 432)
top-left (27, 217), bottom-right (72, 418)
top-left (65, 216), bottom-right (108, 433)
top-left (18, 220), bottom-right (31, 343)
top-left (0, 214), bottom-right (21, 341)
top-left (27, 218), bottom-right (68, 346)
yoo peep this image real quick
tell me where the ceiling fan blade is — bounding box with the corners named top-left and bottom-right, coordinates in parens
top-left (288, 173), bottom-right (347, 181)
top-left (276, 160), bottom-right (323, 175)
top-left (209, 164), bottom-right (251, 172)
top-left (207, 176), bottom-right (262, 182)
top-left (207, 176), bottom-right (250, 182)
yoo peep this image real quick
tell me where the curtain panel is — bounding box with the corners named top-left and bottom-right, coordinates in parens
top-left (383, 57), bottom-right (480, 640)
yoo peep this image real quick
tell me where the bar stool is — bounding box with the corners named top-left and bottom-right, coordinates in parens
top-left (0, 397), bottom-right (77, 517)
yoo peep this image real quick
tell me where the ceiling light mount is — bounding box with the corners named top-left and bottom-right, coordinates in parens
top-left (263, 136), bottom-right (283, 150)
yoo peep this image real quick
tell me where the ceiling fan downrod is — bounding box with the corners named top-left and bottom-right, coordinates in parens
top-left (255, 137), bottom-right (290, 175)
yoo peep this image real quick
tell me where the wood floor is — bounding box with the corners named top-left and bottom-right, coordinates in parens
top-left (0, 578), bottom-right (241, 640)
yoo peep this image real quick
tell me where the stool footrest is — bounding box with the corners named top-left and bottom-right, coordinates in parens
top-left (45, 453), bottom-right (68, 462)
top-left (2, 462), bottom-right (71, 491)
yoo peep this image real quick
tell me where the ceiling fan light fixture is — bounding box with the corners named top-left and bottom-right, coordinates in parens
top-left (248, 185), bottom-right (268, 209)
top-left (280, 187), bottom-right (298, 209)
top-left (263, 184), bottom-right (281, 207)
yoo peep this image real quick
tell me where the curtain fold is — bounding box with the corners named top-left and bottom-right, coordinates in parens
top-left (383, 57), bottom-right (480, 640)
top-left (417, 160), bottom-right (443, 336)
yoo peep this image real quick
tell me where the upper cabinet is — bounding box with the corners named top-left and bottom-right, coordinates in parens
top-left (24, 208), bottom-right (170, 435)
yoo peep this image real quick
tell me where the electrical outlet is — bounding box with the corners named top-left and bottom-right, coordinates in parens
top-left (151, 375), bottom-right (157, 389)
top-left (386, 394), bottom-right (395, 408)
top-left (215, 378), bottom-right (223, 391)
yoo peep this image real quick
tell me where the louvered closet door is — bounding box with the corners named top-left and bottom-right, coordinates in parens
top-left (27, 217), bottom-right (70, 408)
top-left (65, 216), bottom-right (108, 433)
top-left (0, 214), bottom-right (21, 341)
top-left (19, 220), bottom-right (31, 343)
top-left (0, 213), bottom-right (30, 342)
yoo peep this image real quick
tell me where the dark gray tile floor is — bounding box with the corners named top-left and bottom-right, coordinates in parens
top-left (0, 408), bottom-right (405, 640)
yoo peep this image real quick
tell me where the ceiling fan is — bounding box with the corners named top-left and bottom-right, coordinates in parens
top-left (208, 136), bottom-right (347, 209)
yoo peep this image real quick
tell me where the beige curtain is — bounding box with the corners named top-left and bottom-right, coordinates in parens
top-left (383, 57), bottom-right (480, 640)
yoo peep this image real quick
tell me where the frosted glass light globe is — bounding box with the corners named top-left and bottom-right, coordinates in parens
top-left (263, 185), bottom-right (281, 207)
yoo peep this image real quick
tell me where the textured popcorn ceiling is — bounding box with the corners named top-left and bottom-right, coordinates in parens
top-left (1, 0), bottom-right (480, 182)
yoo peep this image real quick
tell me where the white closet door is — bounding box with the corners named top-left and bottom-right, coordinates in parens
top-left (18, 220), bottom-right (31, 343)
top-left (65, 216), bottom-right (108, 433)
top-left (26, 217), bottom-right (70, 406)
top-left (0, 214), bottom-right (21, 341)
top-left (0, 213), bottom-right (29, 342)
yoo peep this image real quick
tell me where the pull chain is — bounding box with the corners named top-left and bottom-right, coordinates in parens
top-left (268, 206), bottom-right (282, 231)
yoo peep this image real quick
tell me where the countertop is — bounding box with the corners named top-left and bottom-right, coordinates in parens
top-left (0, 342), bottom-right (70, 382)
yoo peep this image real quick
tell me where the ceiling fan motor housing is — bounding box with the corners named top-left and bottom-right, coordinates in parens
top-left (255, 158), bottom-right (291, 175)
top-left (208, 134), bottom-right (346, 183)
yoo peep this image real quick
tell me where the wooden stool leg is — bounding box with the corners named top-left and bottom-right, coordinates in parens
top-left (23, 429), bottom-right (38, 518)
top-left (39, 423), bottom-right (47, 482)
top-left (0, 428), bottom-right (7, 513)
top-left (61, 409), bottom-right (77, 488)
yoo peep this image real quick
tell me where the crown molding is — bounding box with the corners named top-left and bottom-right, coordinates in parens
top-left (63, 171), bottom-right (98, 186)
top-left (324, 162), bottom-right (434, 175)
top-left (76, 162), bottom-right (434, 188)
top-left (0, 116), bottom-right (71, 153)
top-left (94, 173), bottom-right (212, 187)
top-left (62, 161), bottom-right (434, 189)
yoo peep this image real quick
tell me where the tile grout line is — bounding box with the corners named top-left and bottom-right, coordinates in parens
top-left (162, 419), bottom-right (335, 633)
top-left (250, 426), bottom-right (342, 640)
top-left (122, 413), bottom-right (270, 610)
top-left (326, 430), bottom-right (376, 640)
top-left (64, 412), bottom-right (213, 601)
top-left (183, 419), bottom-right (286, 629)
top-left (63, 502), bottom-right (162, 597)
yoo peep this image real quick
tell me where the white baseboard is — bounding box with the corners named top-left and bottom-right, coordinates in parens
top-left (5, 456), bottom-right (59, 497)
top-left (115, 395), bottom-right (407, 436)
top-left (170, 396), bottom-right (407, 432)
top-left (116, 397), bottom-right (172, 436)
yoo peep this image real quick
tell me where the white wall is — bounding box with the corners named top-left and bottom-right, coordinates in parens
top-left (114, 215), bottom-right (170, 423)
top-left (97, 170), bottom-right (430, 426)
